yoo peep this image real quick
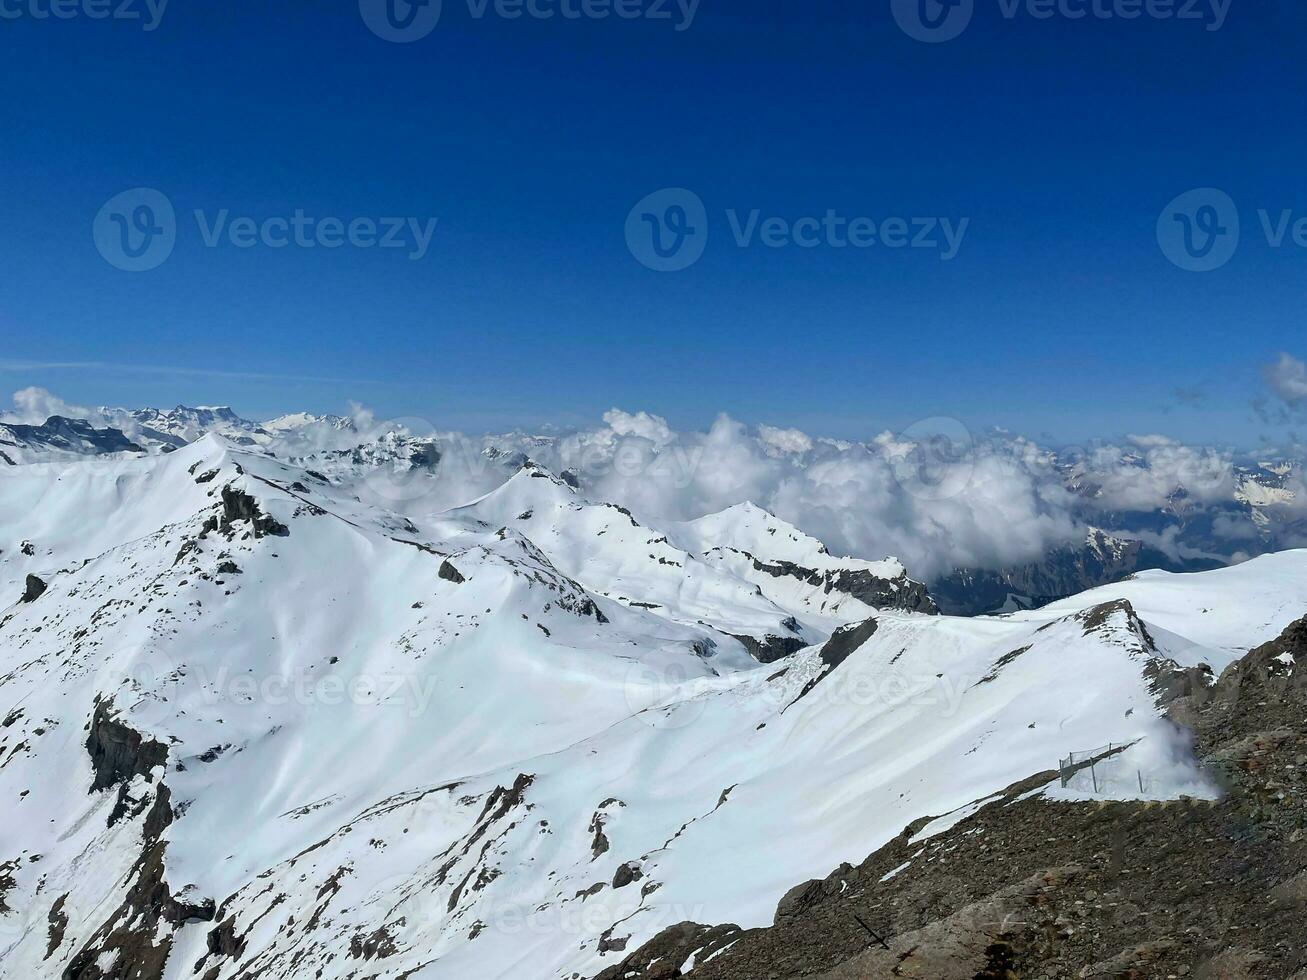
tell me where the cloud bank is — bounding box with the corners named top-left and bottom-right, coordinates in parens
top-left (6, 387), bottom-right (1299, 581)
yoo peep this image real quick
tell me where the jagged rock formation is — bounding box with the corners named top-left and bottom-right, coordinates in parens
top-left (20, 574), bottom-right (45, 603)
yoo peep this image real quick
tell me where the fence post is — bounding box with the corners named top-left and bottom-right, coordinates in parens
top-left (1091, 761), bottom-right (1098, 793)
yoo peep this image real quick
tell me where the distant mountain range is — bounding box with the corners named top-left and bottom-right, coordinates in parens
top-left (0, 415), bottom-right (144, 464)
top-left (1, 403), bottom-right (1302, 616)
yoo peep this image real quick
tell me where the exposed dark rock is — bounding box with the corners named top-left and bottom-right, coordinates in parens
top-left (612, 861), bottom-right (644, 889)
top-left (205, 916), bottom-right (246, 961)
top-left (729, 631), bottom-right (808, 664)
top-left (215, 560), bottom-right (241, 576)
top-left (46, 893), bottom-right (69, 959)
top-left (0, 858), bottom-right (17, 915)
top-left (22, 573), bottom-right (47, 603)
top-left (219, 486), bottom-right (289, 538)
top-left (789, 618), bottom-right (879, 705)
top-left (592, 922), bottom-right (742, 980)
top-left (86, 701), bottom-right (169, 795)
top-left (350, 923), bottom-right (400, 961)
top-left (749, 556), bottom-right (939, 615)
top-left (438, 560), bottom-right (466, 584)
top-left (817, 618), bottom-right (878, 671)
top-left (61, 785), bottom-right (214, 980)
top-left (590, 800), bottom-right (624, 859)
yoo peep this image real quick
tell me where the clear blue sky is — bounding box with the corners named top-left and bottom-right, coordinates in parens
top-left (2, 0), bottom-right (1305, 443)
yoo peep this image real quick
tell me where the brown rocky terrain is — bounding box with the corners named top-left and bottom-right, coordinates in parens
top-left (595, 616), bottom-right (1307, 980)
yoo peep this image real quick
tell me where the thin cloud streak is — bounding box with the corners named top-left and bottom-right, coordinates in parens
top-left (0, 359), bottom-right (377, 386)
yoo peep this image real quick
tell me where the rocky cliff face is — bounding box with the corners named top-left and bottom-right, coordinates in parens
top-left (595, 614), bottom-right (1307, 980)
top-left (931, 529), bottom-right (1222, 615)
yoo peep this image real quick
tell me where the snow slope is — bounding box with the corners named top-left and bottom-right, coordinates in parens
top-left (1, 438), bottom-right (1304, 980)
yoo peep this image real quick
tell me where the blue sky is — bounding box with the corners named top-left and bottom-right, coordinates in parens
top-left (2, 0), bottom-right (1306, 444)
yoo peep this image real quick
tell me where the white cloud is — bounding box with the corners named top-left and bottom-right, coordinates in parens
top-left (7, 388), bottom-right (1282, 582)
top-left (757, 424), bottom-right (814, 456)
top-left (3, 387), bottom-right (98, 426)
top-left (1263, 353), bottom-right (1307, 406)
top-left (1127, 433), bottom-right (1178, 448)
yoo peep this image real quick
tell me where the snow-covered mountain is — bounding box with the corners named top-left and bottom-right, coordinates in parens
top-left (0, 415), bottom-right (144, 464)
top-left (112, 405), bottom-right (273, 448)
top-left (2, 432), bottom-right (1304, 979)
top-left (5, 400), bottom-right (1307, 617)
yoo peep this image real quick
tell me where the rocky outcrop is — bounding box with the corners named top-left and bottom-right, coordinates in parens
top-left (728, 631), bottom-right (807, 664)
top-left (86, 701), bottom-right (169, 795)
top-left (592, 614), bottom-right (1307, 980)
top-left (64, 703), bottom-right (214, 978)
top-left (789, 618), bottom-right (879, 704)
top-left (21, 573), bottom-right (46, 603)
top-left (60, 787), bottom-right (214, 980)
top-left (750, 557), bottom-right (939, 615)
top-left (219, 486), bottom-right (288, 538)
top-left (593, 923), bottom-right (742, 980)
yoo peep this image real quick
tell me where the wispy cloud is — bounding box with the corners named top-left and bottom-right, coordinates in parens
top-left (0, 359), bottom-right (375, 386)
top-left (1262, 352), bottom-right (1307, 408)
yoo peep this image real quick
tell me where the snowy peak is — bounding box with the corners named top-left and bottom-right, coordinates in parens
top-left (0, 415), bottom-right (144, 463)
top-left (119, 404), bottom-right (271, 447)
top-left (261, 411), bottom-right (355, 433)
top-left (683, 503), bottom-right (935, 620)
top-left (683, 502), bottom-right (907, 580)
